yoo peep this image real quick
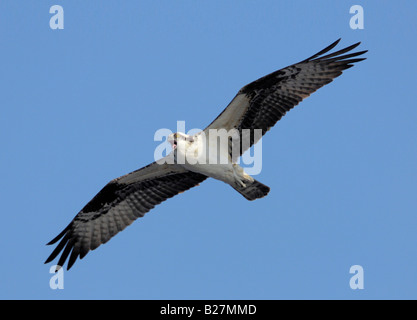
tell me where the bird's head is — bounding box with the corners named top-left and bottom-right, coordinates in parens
top-left (168, 132), bottom-right (193, 150)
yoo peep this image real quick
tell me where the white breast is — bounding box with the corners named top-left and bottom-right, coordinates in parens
top-left (176, 132), bottom-right (235, 183)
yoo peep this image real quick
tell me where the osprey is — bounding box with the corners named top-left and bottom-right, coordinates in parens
top-left (45, 39), bottom-right (366, 270)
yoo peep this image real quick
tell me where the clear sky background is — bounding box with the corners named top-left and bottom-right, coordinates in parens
top-left (1, 1), bottom-right (416, 300)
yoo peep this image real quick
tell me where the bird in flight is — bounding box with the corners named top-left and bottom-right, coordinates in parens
top-left (45, 39), bottom-right (367, 271)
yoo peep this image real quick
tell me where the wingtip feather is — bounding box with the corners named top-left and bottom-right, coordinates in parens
top-left (302, 38), bottom-right (342, 62)
top-left (46, 223), bottom-right (71, 245)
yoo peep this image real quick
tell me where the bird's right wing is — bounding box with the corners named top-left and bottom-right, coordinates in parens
top-left (45, 157), bottom-right (207, 270)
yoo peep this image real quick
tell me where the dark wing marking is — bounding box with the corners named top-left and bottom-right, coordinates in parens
top-left (45, 160), bottom-right (207, 270)
top-left (204, 39), bottom-right (367, 160)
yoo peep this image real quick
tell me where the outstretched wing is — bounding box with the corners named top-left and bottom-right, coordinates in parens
top-left (45, 159), bottom-right (207, 270)
top-left (204, 39), bottom-right (367, 160)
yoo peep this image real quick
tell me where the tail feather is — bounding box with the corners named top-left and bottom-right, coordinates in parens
top-left (233, 179), bottom-right (270, 201)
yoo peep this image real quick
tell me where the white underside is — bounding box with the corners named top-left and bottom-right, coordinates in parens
top-left (175, 132), bottom-right (253, 187)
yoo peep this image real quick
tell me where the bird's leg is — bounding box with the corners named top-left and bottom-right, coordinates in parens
top-left (232, 163), bottom-right (253, 188)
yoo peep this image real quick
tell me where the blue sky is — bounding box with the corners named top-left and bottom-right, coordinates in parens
top-left (1, 1), bottom-right (416, 299)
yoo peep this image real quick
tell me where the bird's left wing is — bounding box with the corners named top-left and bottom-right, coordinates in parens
top-left (204, 39), bottom-right (367, 161)
top-left (45, 159), bottom-right (207, 270)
